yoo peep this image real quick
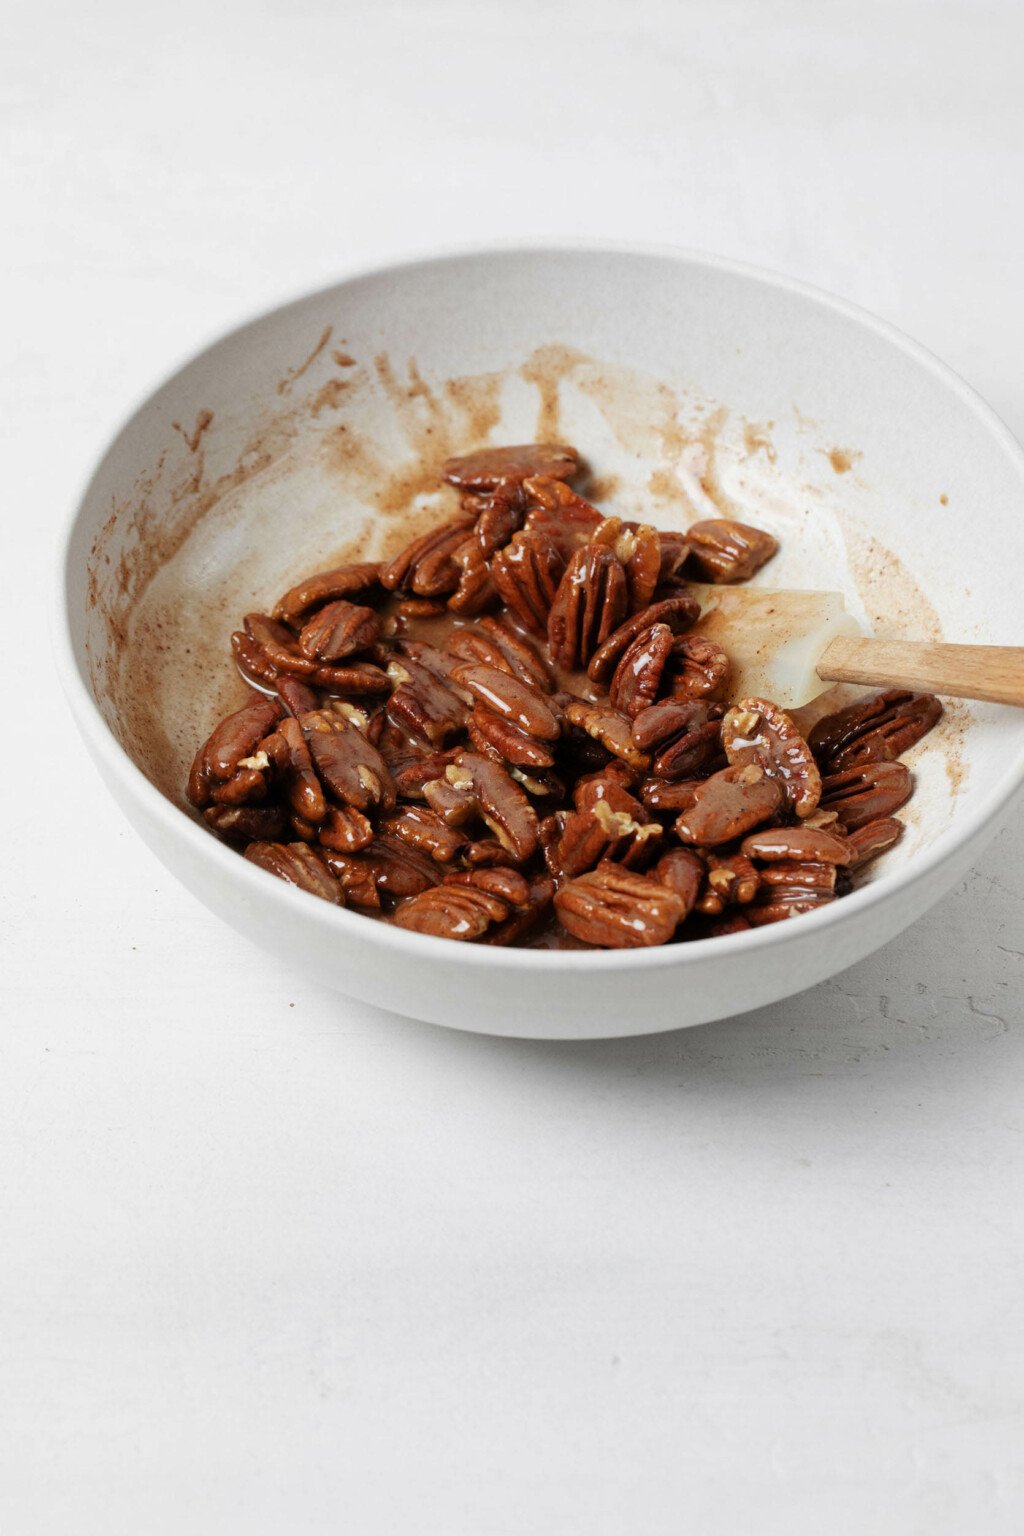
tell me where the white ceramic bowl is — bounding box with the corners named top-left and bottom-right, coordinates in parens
top-left (56, 245), bottom-right (1024, 1038)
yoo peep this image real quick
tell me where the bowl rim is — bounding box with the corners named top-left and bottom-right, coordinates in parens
top-left (54, 238), bottom-right (1024, 971)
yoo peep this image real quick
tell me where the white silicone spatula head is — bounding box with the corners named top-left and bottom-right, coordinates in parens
top-left (694, 585), bottom-right (861, 708)
top-left (694, 586), bottom-right (1024, 709)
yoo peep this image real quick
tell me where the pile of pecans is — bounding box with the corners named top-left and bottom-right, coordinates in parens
top-left (186, 442), bottom-right (942, 947)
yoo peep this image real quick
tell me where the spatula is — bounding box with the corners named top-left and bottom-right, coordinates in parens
top-left (693, 585), bottom-right (1024, 709)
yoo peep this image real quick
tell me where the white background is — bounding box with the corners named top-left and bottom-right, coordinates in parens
top-left (4, 1), bottom-right (1024, 1531)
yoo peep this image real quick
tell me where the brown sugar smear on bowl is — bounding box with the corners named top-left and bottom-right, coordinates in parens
top-left (186, 441), bottom-right (943, 949)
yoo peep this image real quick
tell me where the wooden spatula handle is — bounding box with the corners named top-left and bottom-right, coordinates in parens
top-left (818, 636), bottom-right (1024, 706)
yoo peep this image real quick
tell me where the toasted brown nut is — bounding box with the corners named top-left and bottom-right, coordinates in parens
top-left (392, 865), bottom-right (529, 941)
top-left (820, 761), bottom-right (913, 830)
top-left (548, 541), bottom-right (628, 671)
top-left (243, 613), bottom-right (319, 676)
top-left (747, 861), bottom-right (837, 925)
top-left (447, 616), bottom-right (552, 692)
top-left (632, 698), bottom-right (724, 780)
top-left (666, 634), bottom-right (731, 700)
top-left (231, 629), bottom-right (280, 687)
top-left (385, 656), bottom-right (469, 748)
top-left (741, 826), bottom-right (853, 864)
top-left (275, 677), bottom-right (320, 717)
top-left (564, 699), bottom-right (650, 772)
top-left (317, 804), bottom-right (375, 853)
top-left (298, 600), bottom-right (382, 661)
top-left (244, 841), bottom-right (344, 904)
top-left (845, 816), bottom-right (905, 868)
top-left (674, 763), bottom-right (785, 847)
top-left (269, 716), bottom-right (327, 822)
top-left (521, 477), bottom-right (604, 553)
top-left (301, 709), bottom-right (396, 812)
top-left (447, 536), bottom-right (497, 615)
top-left (808, 690), bottom-right (943, 769)
top-left (450, 663), bottom-right (562, 742)
top-left (483, 876), bottom-right (556, 946)
top-left (443, 442), bottom-right (580, 490)
top-left (702, 852), bottom-right (760, 909)
top-left (203, 804), bottom-right (290, 843)
top-left (318, 848), bottom-right (382, 909)
top-left (273, 563), bottom-right (383, 629)
top-left (378, 805), bottom-right (468, 863)
top-left (381, 518), bottom-right (476, 596)
top-left (550, 793), bottom-right (663, 879)
top-left (187, 694), bottom-right (283, 806)
top-left (555, 865), bottom-right (685, 948)
top-left (468, 708), bottom-right (558, 769)
top-left (423, 752), bottom-right (540, 864)
top-left (491, 529), bottom-right (566, 636)
top-left (587, 595), bottom-right (701, 685)
top-left (654, 848), bottom-right (705, 916)
top-left (609, 623), bottom-right (674, 718)
top-left (640, 776), bottom-right (707, 814)
top-left (685, 519), bottom-right (779, 583)
top-left (722, 697), bottom-right (821, 818)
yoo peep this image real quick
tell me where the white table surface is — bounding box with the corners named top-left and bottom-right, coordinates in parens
top-left (5, 1), bottom-right (1024, 1530)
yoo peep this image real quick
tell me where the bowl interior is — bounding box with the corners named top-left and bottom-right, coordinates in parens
top-left (67, 248), bottom-right (1024, 892)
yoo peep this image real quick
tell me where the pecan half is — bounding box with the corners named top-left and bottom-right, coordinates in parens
top-left (423, 752), bottom-right (539, 863)
top-left (243, 613), bottom-right (319, 676)
top-left (387, 746), bottom-right (462, 800)
top-left (378, 804), bottom-right (468, 863)
top-left (564, 699), bottom-right (650, 771)
top-left (591, 516), bottom-right (662, 612)
top-left (244, 841), bottom-right (343, 904)
top-left (468, 708), bottom-right (557, 769)
top-left (587, 595), bottom-right (701, 685)
top-left (301, 709), bottom-right (396, 812)
top-left (450, 663), bottom-right (562, 742)
top-left (483, 875), bottom-right (556, 946)
top-left (273, 563), bottom-right (383, 629)
top-left (381, 517), bottom-right (476, 597)
top-left (819, 761), bottom-right (912, 830)
top-left (446, 617), bottom-right (551, 692)
top-left (547, 540), bottom-right (628, 671)
top-left (521, 477), bottom-right (603, 553)
top-left (654, 848), bottom-right (705, 916)
top-left (386, 656), bottom-right (469, 748)
top-left (442, 442), bottom-right (579, 490)
top-left (268, 715), bottom-right (327, 822)
top-left (632, 699), bottom-right (723, 780)
top-left (491, 529), bottom-right (566, 637)
top-left (808, 690), bottom-right (943, 770)
top-left (203, 804), bottom-right (290, 842)
top-left (275, 677), bottom-right (320, 717)
top-left (392, 865), bottom-right (530, 941)
top-left (298, 600), bottom-right (382, 661)
top-left (845, 816), bottom-right (905, 868)
top-left (554, 864), bottom-right (685, 948)
top-left (187, 693), bottom-right (283, 807)
top-left (747, 861), bottom-right (836, 925)
top-left (674, 762), bottom-right (784, 846)
top-left (447, 535), bottom-right (496, 616)
top-left (239, 614), bottom-right (389, 694)
top-left (549, 786), bottom-right (663, 878)
top-left (741, 826), bottom-right (853, 864)
top-left (696, 852), bottom-right (760, 914)
top-left (721, 697), bottom-right (821, 818)
top-left (609, 623), bottom-right (674, 718)
top-left (317, 804), bottom-right (375, 852)
top-left (665, 634), bottom-right (731, 700)
top-left (685, 519), bottom-right (779, 583)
